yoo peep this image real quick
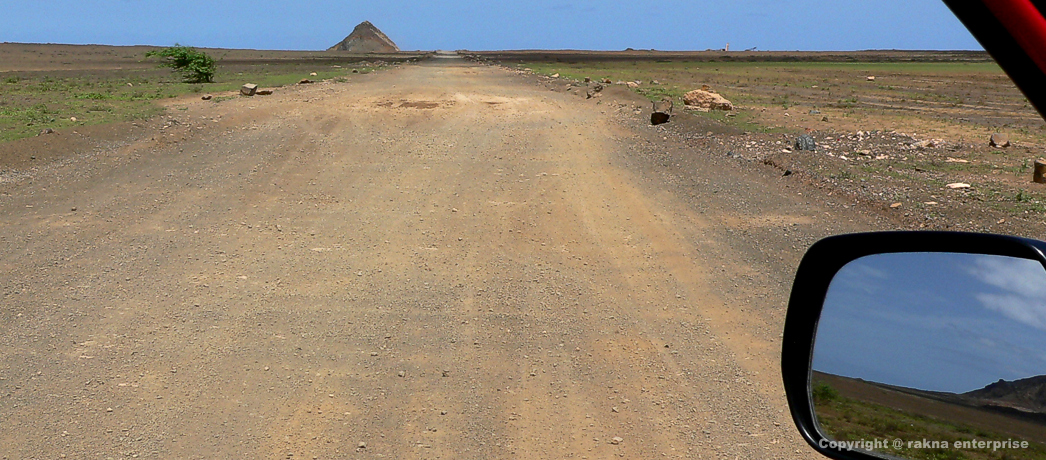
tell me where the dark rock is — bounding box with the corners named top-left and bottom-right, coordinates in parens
top-left (240, 84), bottom-right (258, 96)
top-left (651, 97), bottom-right (673, 125)
top-left (795, 134), bottom-right (816, 151)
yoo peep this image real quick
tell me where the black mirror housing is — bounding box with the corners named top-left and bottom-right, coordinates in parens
top-left (781, 231), bottom-right (1046, 460)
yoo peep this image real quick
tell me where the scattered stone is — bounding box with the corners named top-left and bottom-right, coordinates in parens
top-left (240, 83), bottom-right (258, 96)
top-left (602, 78), bottom-right (612, 84)
top-left (913, 139), bottom-right (935, 149)
top-left (611, 437), bottom-right (624, 445)
top-left (890, 202), bottom-right (902, 208)
top-left (550, 73), bottom-right (559, 78)
top-left (71, 207), bottom-right (77, 212)
top-left (397, 370), bottom-right (406, 377)
top-left (310, 72), bottom-right (318, 76)
top-left (611, 406), bottom-right (619, 413)
top-left (683, 89), bottom-right (733, 111)
top-left (945, 157), bottom-right (968, 163)
top-left (651, 80), bottom-right (660, 85)
top-left (70, 117), bottom-right (77, 122)
top-left (257, 89), bottom-right (274, 95)
top-left (358, 442), bottom-right (367, 449)
top-left (298, 79), bottom-right (313, 85)
top-left (856, 149), bottom-right (871, 156)
top-left (866, 76), bottom-right (876, 81)
top-left (651, 97), bottom-right (673, 125)
top-left (352, 69), bottom-right (359, 73)
top-left (583, 77), bottom-right (591, 83)
top-left (39, 128), bottom-right (55, 135)
top-left (626, 81), bottom-right (639, 89)
top-left (945, 182), bottom-right (971, 189)
top-left (808, 110), bottom-right (820, 115)
top-left (821, 116), bottom-right (829, 122)
top-left (586, 84), bottom-right (604, 99)
top-left (794, 134), bottom-right (816, 151)
top-left (990, 133), bottom-right (1011, 148)
top-left (201, 94), bottom-right (213, 100)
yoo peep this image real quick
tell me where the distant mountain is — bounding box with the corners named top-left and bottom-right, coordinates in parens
top-left (328, 21), bottom-right (399, 53)
top-left (966, 375), bottom-right (1046, 413)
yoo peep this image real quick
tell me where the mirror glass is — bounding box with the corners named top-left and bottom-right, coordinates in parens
top-left (811, 252), bottom-right (1046, 460)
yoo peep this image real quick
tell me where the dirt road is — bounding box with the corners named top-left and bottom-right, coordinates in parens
top-left (0, 58), bottom-right (882, 459)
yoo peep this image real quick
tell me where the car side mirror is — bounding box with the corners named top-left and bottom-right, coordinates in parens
top-left (782, 231), bottom-right (1046, 460)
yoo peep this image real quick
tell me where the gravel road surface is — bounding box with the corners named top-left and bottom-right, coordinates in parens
top-left (0, 58), bottom-right (882, 459)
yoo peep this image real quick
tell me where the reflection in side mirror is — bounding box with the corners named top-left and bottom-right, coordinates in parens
top-left (811, 252), bottom-right (1046, 460)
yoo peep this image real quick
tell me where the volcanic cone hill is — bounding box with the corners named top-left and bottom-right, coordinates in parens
top-left (328, 21), bottom-right (400, 53)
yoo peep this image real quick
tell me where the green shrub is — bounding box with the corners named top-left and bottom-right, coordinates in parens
top-left (812, 382), bottom-right (840, 403)
top-left (145, 45), bottom-right (216, 83)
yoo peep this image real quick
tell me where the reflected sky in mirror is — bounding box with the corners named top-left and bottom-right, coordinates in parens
top-left (812, 252), bottom-right (1046, 393)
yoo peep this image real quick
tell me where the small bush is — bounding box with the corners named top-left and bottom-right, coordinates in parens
top-left (812, 382), bottom-right (840, 403)
top-left (146, 45), bottom-right (216, 83)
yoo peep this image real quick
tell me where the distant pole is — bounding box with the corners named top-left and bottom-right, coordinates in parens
top-left (725, 43), bottom-right (730, 52)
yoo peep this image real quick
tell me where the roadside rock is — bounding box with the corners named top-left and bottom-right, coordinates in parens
top-left (240, 83), bottom-right (258, 96)
top-left (626, 81), bottom-right (639, 89)
top-left (587, 83), bottom-right (604, 99)
top-left (683, 89), bottom-right (733, 111)
top-left (201, 94), bottom-right (213, 100)
top-left (651, 97), bottom-right (673, 125)
top-left (945, 182), bottom-right (971, 189)
top-left (298, 79), bottom-right (313, 85)
top-left (990, 133), bottom-right (1011, 148)
top-left (794, 134), bottom-right (816, 151)
top-left (257, 89), bottom-right (274, 95)
top-left (913, 139), bottom-right (935, 150)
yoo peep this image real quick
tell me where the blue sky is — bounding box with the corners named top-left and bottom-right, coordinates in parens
top-left (2, 1), bottom-right (982, 51)
top-left (813, 252), bottom-right (1046, 394)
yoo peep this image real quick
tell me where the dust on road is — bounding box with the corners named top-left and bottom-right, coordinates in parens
top-left (0, 58), bottom-right (872, 458)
